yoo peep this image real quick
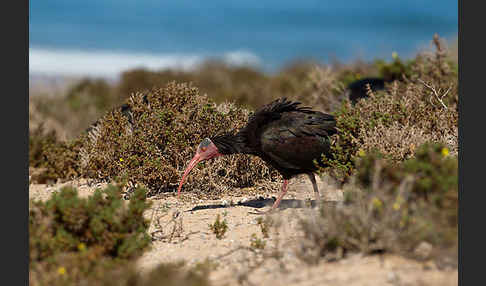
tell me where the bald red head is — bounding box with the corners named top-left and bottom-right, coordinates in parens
top-left (176, 138), bottom-right (222, 198)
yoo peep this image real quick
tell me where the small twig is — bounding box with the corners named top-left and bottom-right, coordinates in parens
top-left (149, 205), bottom-right (187, 242)
top-left (365, 83), bottom-right (375, 98)
top-left (418, 79), bottom-right (449, 110)
top-left (429, 95), bottom-right (437, 107)
top-left (441, 86), bottom-right (452, 101)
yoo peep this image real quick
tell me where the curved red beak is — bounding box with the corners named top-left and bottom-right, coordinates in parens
top-left (177, 139), bottom-right (222, 198)
top-left (176, 153), bottom-right (203, 199)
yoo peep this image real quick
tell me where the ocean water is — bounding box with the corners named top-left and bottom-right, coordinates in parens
top-left (29, 0), bottom-right (458, 78)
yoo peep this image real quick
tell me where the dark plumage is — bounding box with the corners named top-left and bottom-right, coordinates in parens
top-left (177, 98), bottom-right (337, 211)
top-left (346, 77), bottom-right (389, 104)
top-left (211, 99), bottom-right (336, 178)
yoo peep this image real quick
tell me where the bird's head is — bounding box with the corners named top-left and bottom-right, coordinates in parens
top-left (177, 138), bottom-right (222, 198)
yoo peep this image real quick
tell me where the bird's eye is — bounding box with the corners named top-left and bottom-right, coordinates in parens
top-left (201, 147), bottom-right (207, 152)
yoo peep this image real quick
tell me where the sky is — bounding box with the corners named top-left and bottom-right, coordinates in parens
top-left (29, 0), bottom-right (458, 78)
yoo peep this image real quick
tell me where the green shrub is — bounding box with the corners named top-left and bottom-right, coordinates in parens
top-left (250, 233), bottom-right (266, 250)
top-left (29, 124), bottom-right (85, 184)
top-left (256, 216), bottom-right (274, 239)
top-left (29, 185), bottom-right (153, 285)
top-left (30, 256), bottom-right (212, 286)
top-left (374, 54), bottom-right (414, 82)
top-left (29, 124), bottom-right (58, 169)
top-left (29, 185), bottom-right (213, 286)
top-left (29, 185), bottom-right (151, 262)
top-left (318, 35), bottom-right (458, 183)
top-left (355, 143), bottom-right (458, 252)
top-left (123, 262), bottom-right (211, 286)
top-left (79, 81), bottom-right (280, 197)
top-left (39, 136), bottom-right (85, 183)
top-left (298, 143), bottom-right (457, 264)
top-left (401, 143), bottom-right (458, 205)
top-left (354, 143), bottom-right (457, 225)
top-left (208, 214), bottom-right (228, 240)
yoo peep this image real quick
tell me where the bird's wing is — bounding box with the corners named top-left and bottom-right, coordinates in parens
top-left (240, 98), bottom-right (317, 149)
top-left (247, 97), bottom-right (312, 125)
top-left (260, 111), bottom-right (336, 170)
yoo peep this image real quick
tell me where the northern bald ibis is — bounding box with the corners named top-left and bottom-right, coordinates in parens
top-left (346, 77), bottom-right (393, 104)
top-left (346, 74), bottom-right (403, 104)
top-left (177, 97), bottom-right (337, 211)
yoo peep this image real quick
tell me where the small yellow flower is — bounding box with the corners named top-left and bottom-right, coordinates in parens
top-left (77, 243), bottom-right (86, 252)
top-left (57, 267), bottom-right (66, 275)
top-left (393, 202), bottom-right (400, 211)
top-left (393, 195), bottom-right (404, 211)
top-left (119, 158), bottom-right (124, 162)
top-left (372, 197), bottom-right (383, 209)
top-left (357, 149), bottom-right (366, 157)
top-left (392, 51), bottom-right (398, 60)
top-left (441, 147), bottom-right (449, 157)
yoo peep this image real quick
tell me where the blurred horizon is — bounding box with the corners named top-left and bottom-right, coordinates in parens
top-left (29, 0), bottom-right (458, 79)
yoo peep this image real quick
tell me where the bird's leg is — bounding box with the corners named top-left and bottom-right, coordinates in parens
top-left (307, 173), bottom-right (321, 208)
top-left (248, 179), bottom-right (289, 215)
top-left (269, 179), bottom-right (289, 211)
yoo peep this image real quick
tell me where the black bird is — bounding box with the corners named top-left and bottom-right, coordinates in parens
top-left (346, 77), bottom-right (388, 104)
top-left (177, 98), bottom-right (337, 212)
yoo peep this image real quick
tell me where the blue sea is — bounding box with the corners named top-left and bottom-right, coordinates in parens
top-left (29, 0), bottom-right (458, 78)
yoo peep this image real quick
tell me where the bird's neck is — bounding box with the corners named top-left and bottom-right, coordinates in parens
top-left (210, 131), bottom-right (251, 155)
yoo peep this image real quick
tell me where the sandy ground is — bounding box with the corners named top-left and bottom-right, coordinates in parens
top-left (29, 175), bottom-right (457, 286)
